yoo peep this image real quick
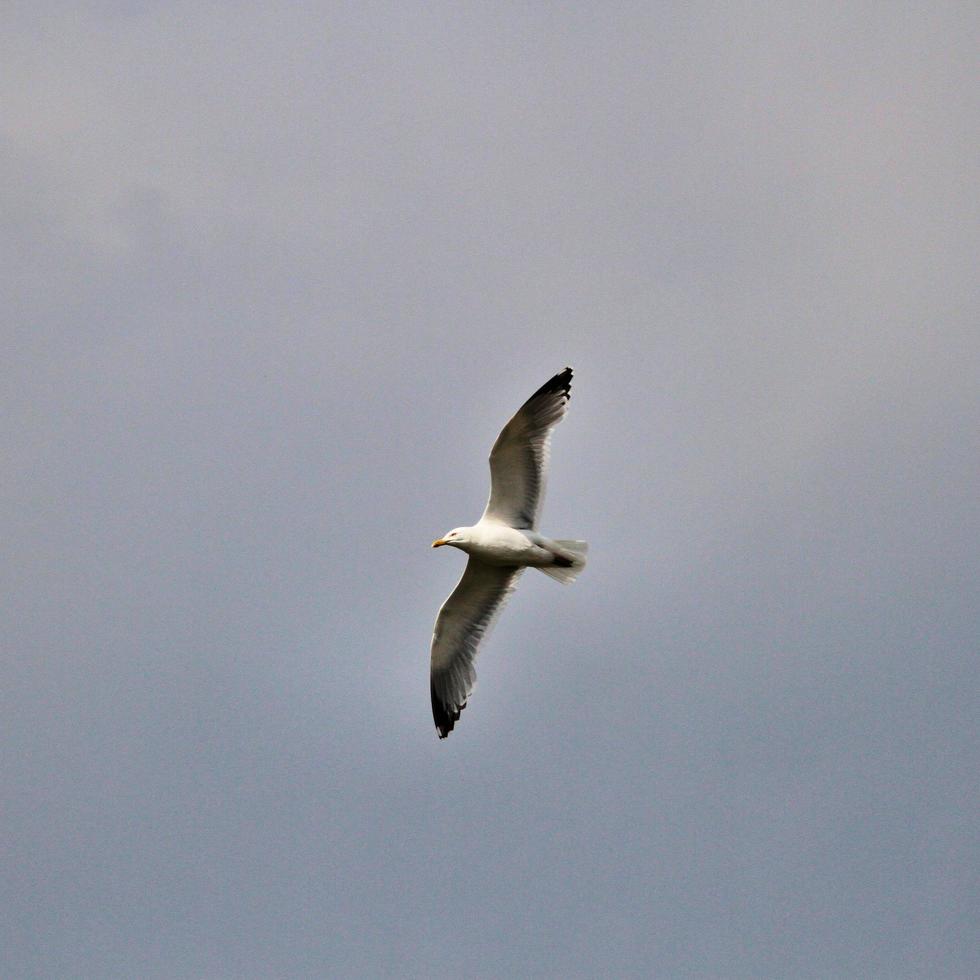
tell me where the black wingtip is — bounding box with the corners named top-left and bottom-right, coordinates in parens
top-left (531, 366), bottom-right (573, 403)
top-left (431, 680), bottom-right (465, 739)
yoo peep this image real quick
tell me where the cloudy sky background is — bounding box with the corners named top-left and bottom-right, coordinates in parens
top-left (3, 3), bottom-right (977, 976)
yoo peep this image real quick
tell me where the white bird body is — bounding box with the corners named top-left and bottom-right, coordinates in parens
top-left (429, 367), bottom-right (587, 738)
top-left (433, 522), bottom-right (564, 568)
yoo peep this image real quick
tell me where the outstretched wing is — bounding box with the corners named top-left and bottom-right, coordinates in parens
top-left (430, 558), bottom-right (524, 738)
top-left (481, 367), bottom-right (573, 530)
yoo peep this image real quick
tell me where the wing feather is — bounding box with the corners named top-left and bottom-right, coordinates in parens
top-left (481, 367), bottom-right (572, 529)
top-left (429, 558), bottom-right (524, 738)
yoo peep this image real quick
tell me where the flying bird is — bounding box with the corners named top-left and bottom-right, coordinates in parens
top-left (429, 367), bottom-right (588, 738)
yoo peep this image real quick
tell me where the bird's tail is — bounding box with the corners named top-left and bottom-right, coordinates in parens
top-left (538, 540), bottom-right (589, 584)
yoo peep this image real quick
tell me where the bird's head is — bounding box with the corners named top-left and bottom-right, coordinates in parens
top-left (432, 527), bottom-right (469, 549)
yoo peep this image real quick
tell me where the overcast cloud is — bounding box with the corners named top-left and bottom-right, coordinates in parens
top-left (2, 3), bottom-right (977, 977)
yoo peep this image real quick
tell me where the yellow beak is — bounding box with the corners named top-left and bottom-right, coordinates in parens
top-left (432, 538), bottom-right (447, 548)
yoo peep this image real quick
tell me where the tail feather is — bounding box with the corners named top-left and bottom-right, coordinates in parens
top-left (538, 539), bottom-right (588, 584)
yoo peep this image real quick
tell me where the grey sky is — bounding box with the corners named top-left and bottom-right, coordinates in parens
top-left (3, 3), bottom-right (978, 977)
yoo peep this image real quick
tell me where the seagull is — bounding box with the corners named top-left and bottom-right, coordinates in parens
top-left (429, 367), bottom-right (588, 738)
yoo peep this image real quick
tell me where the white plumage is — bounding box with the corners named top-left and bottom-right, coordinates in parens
top-left (429, 367), bottom-right (587, 738)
